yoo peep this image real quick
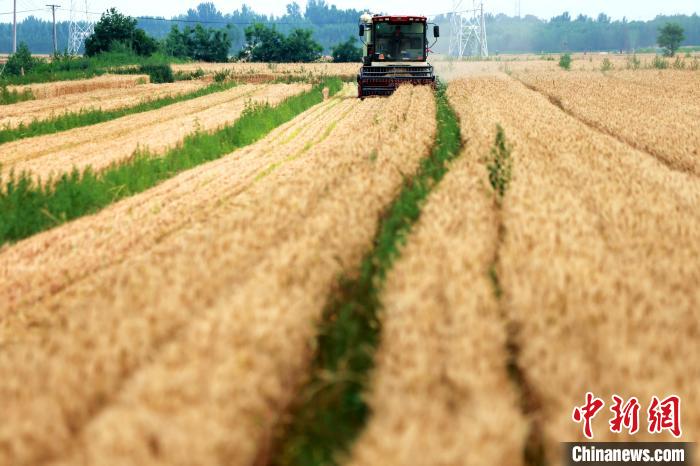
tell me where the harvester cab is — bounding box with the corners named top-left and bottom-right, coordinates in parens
top-left (357, 13), bottom-right (439, 98)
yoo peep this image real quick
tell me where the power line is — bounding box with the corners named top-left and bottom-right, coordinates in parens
top-left (0, 8), bottom-right (47, 15)
top-left (1, 7), bottom-right (467, 25)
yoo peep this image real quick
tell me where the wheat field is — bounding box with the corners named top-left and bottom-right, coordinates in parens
top-left (0, 80), bottom-right (207, 129)
top-left (7, 74), bottom-right (149, 100)
top-left (0, 84), bottom-right (437, 466)
top-left (515, 70), bottom-right (700, 175)
top-left (0, 59), bottom-right (698, 466)
top-left (0, 83), bottom-right (309, 182)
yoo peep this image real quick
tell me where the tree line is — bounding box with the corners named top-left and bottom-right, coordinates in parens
top-left (1, 6), bottom-right (361, 77)
top-left (1, 2), bottom-right (698, 56)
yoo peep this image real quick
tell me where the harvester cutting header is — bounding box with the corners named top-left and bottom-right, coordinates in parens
top-left (357, 13), bottom-right (440, 98)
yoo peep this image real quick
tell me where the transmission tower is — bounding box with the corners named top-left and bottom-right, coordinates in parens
top-left (68, 0), bottom-right (94, 55)
top-left (449, 0), bottom-right (488, 59)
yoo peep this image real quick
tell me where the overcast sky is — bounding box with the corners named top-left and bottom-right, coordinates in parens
top-left (5, 0), bottom-right (699, 23)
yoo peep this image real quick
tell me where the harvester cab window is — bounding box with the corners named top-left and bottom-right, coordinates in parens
top-left (374, 22), bottom-right (425, 61)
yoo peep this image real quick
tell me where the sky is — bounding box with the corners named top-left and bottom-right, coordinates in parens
top-left (3, 0), bottom-right (699, 23)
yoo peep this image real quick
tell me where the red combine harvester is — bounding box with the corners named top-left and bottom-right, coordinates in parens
top-left (357, 13), bottom-right (440, 98)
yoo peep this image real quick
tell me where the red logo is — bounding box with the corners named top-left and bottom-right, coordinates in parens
top-left (648, 395), bottom-right (682, 438)
top-left (572, 394), bottom-right (682, 439)
top-left (572, 392), bottom-right (606, 439)
top-left (609, 395), bottom-right (641, 435)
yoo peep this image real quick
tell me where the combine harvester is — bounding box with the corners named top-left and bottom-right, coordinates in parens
top-left (357, 12), bottom-right (440, 98)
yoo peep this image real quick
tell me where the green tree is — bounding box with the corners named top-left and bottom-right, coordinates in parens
top-left (331, 37), bottom-right (362, 62)
top-left (657, 23), bottom-right (685, 56)
top-left (164, 24), bottom-right (232, 62)
top-left (84, 8), bottom-right (157, 56)
top-left (283, 29), bottom-right (322, 62)
top-left (238, 23), bottom-right (286, 61)
top-left (4, 42), bottom-right (40, 75)
top-left (239, 23), bottom-right (321, 62)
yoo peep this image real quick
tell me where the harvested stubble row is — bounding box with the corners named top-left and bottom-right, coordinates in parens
top-left (346, 108), bottom-right (526, 464)
top-left (0, 83), bottom-right (309, 182)
top-left (0, 84), bottom-right (436, 466)
top-left (516, 71), bottom-right (700, 176)
top-left (6, 74), bottom-right (149, 100)
top-left (172, 62), bottom-right (359, 79)
top-left (450, 76), bottom-right (700, 464)
top-left (0, 85), bottom-right (353, 315)
top-left (0, 80), bottom-right (206, 129)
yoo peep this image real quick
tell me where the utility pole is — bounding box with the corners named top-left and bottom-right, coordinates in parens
top-left (13, 0), bottom-right (17, 53)
top-left (480, 1), bottom-right (486, 57)
top-left (47, 4), bottom-right (61, 54)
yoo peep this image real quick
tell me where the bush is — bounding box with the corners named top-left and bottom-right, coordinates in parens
top-left (331, 37), bottom-right (362, 63)
top-left (139, 64), bottom-right (174, 83)
top-left (627, 54), bottom-right (641, 70)
top-left (652, 55), bottom-right (669, 69)
top-left (175, 68), bottom-right (206, 81)
top-left (85, 8), bottom-right (157, 57)
top-left (4, 43), bottom-right (40, 76)
top-left (672, 56), bottom-right (686, 70)
top-left (559, 53), bottom-right (572, 70)
top-left (1, 86), bottom-right (34, 104)
top-left (213, 69), bottom-right (233, 83)
top-left (601, 58), bottom-right (614, 72)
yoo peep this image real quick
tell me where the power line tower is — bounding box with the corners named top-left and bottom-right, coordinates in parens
top-left (449, 0), bottom-right (488, 59)
top-left (68, 0), bottom-right (94, 55)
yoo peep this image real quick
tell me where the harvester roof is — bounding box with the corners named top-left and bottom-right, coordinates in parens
top-left (372, 15), bottom-right (428, 23)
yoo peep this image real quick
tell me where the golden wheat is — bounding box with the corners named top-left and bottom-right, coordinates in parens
top-left (0, 83), bottom-right (309, 182)
top-left (448, 76), bottom-right (700, 465)
top-left (516, 70), bottom-right (700, 176)
top-left (0, 84), bottom-right (436, 466)
top-left (172, 62), bottom-right (359, 80)
top-left (6, 74), bottom-right (149, 100)
top-left (347, 131), bottom-right (526, 465)
top-left (609, 69), bottom-right (700, 97)
top-left (0, 80), bottom-right (206, 129)
top-left (0, 86), bottom-right (353, 316)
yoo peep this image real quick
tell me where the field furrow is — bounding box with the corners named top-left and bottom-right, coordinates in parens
top-left (516, 71), bottom-right (700, 175)
top-left (0, 85), bottom-right (436, 466)
top-left (450, 76), bottom-right (700, 464)
top-left (0, 80), bottom-right (206, 129)
top-left (7, 74), bottom-right (149, 100)
top-left (346, 124), bottom-right (526, 464)
top-left (0, 83), bottom-right (309, 182)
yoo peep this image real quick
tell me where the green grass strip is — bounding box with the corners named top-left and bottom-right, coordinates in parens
top-left (0, 86), bottom-right (35, 105)
top-left (0, 78), bottom-right (343, 247)
top-left (272, 82), bottom-right (462, 466)
top-left (0, 81), bottom-right (240, 145)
